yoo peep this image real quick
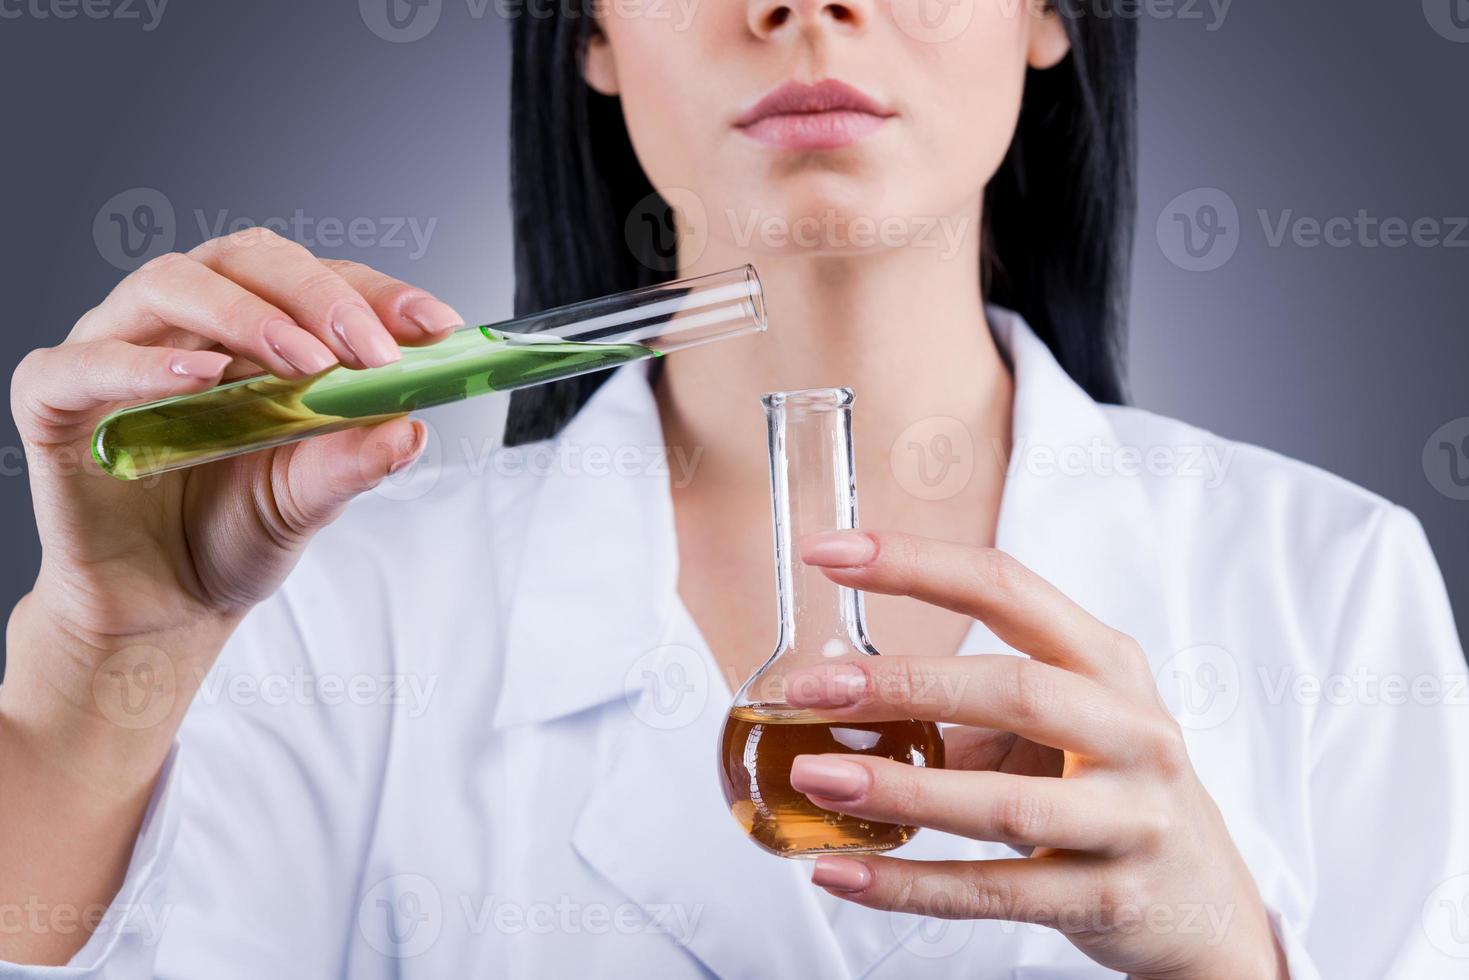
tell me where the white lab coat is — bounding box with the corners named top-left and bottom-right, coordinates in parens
top-left (8, 310), bottom-right (1467, 979)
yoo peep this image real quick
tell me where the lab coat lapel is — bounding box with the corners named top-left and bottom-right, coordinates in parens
top-left (491, 365), bottom-right (850, 979)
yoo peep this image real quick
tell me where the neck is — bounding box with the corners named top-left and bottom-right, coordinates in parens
top-left (657, 205), bottom-right (1014, 526)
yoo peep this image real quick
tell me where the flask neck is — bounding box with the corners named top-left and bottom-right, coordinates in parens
top-left (764, 388), bottom-right (873, 665)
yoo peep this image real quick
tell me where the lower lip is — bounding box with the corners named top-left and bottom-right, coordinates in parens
top-left (737, 110), bottom-right (888, 151)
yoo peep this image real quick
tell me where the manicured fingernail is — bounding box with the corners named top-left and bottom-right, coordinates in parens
top-left (800, 531), bottom-right (878, 568)
top-left (811, 857), bottom-right (871, 893)
top-left (791, 756), bottom-right (869, 803)
top-left (784, 663), bottom-right (869, 706)
top-left (264, 319), bottom-right (336, 374)
top-left (388, 421), bottom-right (427, 475)
top-left (401, 295), bottom-right (464, 337)
top-left (169, 351), bottom-right (230, 379)
top-left (331, 304), bottom-right (400, 367)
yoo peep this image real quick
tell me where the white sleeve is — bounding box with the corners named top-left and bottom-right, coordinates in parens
top-left (0, 585), bottom-right (390, 980)
top-left (1285, 506), bottom-right (1469, 978)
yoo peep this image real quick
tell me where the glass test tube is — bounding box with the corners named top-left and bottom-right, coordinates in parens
top-left (92, 266), bottom-right (766, 480)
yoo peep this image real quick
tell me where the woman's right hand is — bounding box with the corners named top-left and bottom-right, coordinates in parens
top-left (0, 228), bottom-right (462, 965)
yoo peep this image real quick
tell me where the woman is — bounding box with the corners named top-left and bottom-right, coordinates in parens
top-left (1, 0), bottom-right (1464, 976)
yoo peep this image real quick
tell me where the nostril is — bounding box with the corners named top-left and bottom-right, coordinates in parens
top-left (768, 6), bottom-right (791, 27)
top-left (827, 3), bottom-right (854, 21)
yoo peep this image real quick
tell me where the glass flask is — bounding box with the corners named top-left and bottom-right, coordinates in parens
top-left (718, 387), bottom-right (944, 858)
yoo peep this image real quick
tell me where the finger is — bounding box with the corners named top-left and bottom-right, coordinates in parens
top-left (321, 259), bottom-right (464, 345)
top-left (809, 854), bottom-right (1102, 930)
top-left (791, 755), bottom-right (1131, 852)
top-left (270, 417), bottom-right (427, 534)
top-left (70, 252), bottom-right (338, 379)
top-left (783, 654), bottom-right (1153, 760)
top-left (191, 228), bottom-right (400, 369)
top-left (799, 530), bottom-right (1146, 681)
top-left (12, 340), bottom-right (232, 444)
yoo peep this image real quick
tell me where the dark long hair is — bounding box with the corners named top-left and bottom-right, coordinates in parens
top-left (504, 2), bottom-right (1137, 446)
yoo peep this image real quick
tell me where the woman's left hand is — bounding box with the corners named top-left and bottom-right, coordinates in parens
top-left (784, 530), bottom-right (1287, 980)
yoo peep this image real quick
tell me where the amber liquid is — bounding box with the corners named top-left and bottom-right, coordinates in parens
top-left (719, 703), bottom-right (945, 858)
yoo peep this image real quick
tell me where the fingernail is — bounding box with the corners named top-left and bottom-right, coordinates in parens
top-left (169, 351), bottom-right (230, 379)
top-left (784, 663), bottom-right (869, 706)
top-left (811, 857), bottom-right (871, 893)
top-left (331, 304), bottom-right (400, 367)
top-left (800, 531), bottom-right (878, 568)
top-left (388, 421), bottom-right (427, 475)
top-left (790, 756), bottom-right (869, 803)
top-left (401, 295), bottom-right (464, 337)
top-left (264, 319), bottom-right (336, 375)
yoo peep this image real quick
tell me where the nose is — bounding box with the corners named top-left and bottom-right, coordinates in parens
top-left (746, 0), bottom-right (870, 38)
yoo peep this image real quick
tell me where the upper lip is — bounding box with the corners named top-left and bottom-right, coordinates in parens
top-left (734, 79), bottom-right (895, 127)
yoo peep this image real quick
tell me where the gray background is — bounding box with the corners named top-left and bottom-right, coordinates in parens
top-left (0, 1), bottom-right (1464, 677)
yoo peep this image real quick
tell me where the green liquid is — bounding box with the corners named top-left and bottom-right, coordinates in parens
top-left (93, 328), bottom-right (657, 480)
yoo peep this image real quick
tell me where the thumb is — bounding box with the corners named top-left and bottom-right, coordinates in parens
top-left (275, 416), bottom-right (427, 534)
